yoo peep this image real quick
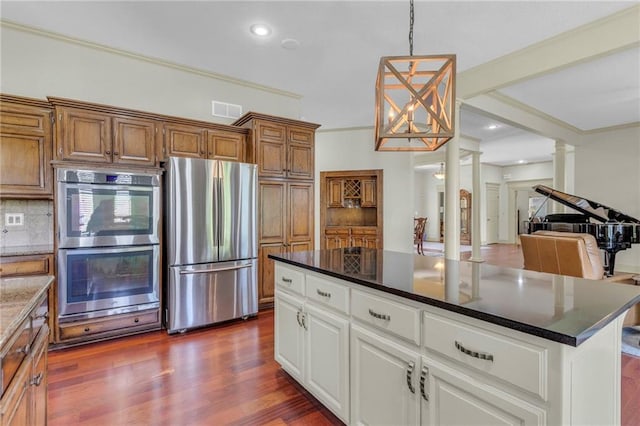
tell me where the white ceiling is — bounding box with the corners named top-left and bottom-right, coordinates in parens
top-left (1, 1), bottom-right (638, 167)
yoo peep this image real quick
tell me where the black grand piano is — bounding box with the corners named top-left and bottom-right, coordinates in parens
top-left (527, 185), bottom-right (640, 276)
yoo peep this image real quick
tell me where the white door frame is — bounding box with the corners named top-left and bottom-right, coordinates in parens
top-left (506, 178), bottom-right (553, 244)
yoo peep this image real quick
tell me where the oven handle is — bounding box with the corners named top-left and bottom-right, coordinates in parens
top-left (179, 263), bottom-right (253, 275)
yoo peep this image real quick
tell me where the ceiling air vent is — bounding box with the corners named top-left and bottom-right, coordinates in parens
top-left (212, 101), bottom-right (243, 119)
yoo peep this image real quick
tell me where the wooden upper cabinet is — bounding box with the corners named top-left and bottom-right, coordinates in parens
top-left (207, 130), bottom-right (245, 162)
top-left (361, 179), bottom-right (377, 207)
top-left (164, 123), bottom-right (206, 159)
top-left (256, 121), bottom-right (287, 177)
top-left (55, 105), bottom-right (157, 166)
top-left (56, 107), bottom-right (112, 163)
top-left (327, 179), bottom-right (344, 207)
top-left (287, 126), bottom-right (314, 180)
top-left (112, 116), bottom-right (156, 166)
top-left (0, 99), bottom-right (53, 198)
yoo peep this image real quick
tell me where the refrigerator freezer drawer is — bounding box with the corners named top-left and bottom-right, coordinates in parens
top-left (167, 259), bottom-right (257, 333)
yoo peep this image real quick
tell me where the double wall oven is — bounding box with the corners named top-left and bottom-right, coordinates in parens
top-left (56, 168), bottom-right (161, 322)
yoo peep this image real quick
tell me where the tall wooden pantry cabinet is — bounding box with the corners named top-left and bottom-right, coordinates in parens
top-left (234, 112), bottom-right (320, 307)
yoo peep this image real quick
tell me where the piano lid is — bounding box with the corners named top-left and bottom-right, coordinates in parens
top-left (533, 185), bottom-right (640, 224)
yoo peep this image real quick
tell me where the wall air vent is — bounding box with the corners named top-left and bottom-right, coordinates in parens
top-left (212, 101), bottom-right (243, 119)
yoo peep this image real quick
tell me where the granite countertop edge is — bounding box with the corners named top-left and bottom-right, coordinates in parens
top-left (0, 245), bottom-right (55, 257)
top-left (269, 254), bottom-right (639, 347)
top-left (0, 275), bottom-right (54, 349)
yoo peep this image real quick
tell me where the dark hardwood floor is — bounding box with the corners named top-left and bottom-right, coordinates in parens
top-left (48, 311), bottom-right (342, 425)
top-left (48, 244), bottom-right (640, 425)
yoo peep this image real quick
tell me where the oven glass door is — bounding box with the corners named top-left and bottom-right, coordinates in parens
top-left (58, 245), bottom-right (160, 318)
top-left (58, 183), bottom-right (160, 248)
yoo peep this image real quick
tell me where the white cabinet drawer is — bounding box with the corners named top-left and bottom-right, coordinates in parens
top-left (275, 264), bottom-right (305, 296)
top-left (423, 311), bottom-right (548, 400)
top-left (351, 289), bottom-right (420, 345)
top-left (306, 274), bottom-right (350, 315)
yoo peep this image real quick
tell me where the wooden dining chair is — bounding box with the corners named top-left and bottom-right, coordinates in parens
top-left (414, 217), bottom-right (428, 255)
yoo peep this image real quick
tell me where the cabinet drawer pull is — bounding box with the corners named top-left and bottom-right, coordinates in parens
top-left (113, 151), bottom-right (119, 156)
top-left (316, 289), bottom-right (331, 298)
top-left (30, 372), bottom-right (44, 387)
top-left (296, 310), bottom-right (303, 327)
top-left (301, 313), bottom-right (307, 330)
top-left (134, 318), bottom-right (140, 323)
top-left (368, 308), bottom-right (390, 321)
top-left (84, 327), bottom-right (91, 332)
top-left (455, 341), bottom-right (494, 362)
top-left (105, 150), bottom-right (111, 155)
top-left (406, 361), bottom-right (416, 394)
top-left (420, 365), bottom-right (429, 401)
top-left (281, 277), bottom-right (293, 284)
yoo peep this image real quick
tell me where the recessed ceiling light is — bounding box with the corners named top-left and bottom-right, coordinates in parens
top-left (250, 24), bottom-right (271, 37)
top-left (518, 160), bottom-right (528, 164)
top-left (281, 38), bottom-right (300, 50)
top-left (487, 124), bottom-right (499, 130)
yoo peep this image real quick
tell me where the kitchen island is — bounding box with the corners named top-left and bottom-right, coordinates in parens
top-left (270, 248), bottom-right (640, 425)
top-left (1, 275), bottom-right (53, 425)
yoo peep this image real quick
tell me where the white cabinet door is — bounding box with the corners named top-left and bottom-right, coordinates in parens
top-left (274, 289), bottom-right (305, 382)
top-left (351, 324), bottom-right (421, 426)
top-left (305, 302), bottom-right (350, 423)
top-left (421, 357), bottom-right (546, 426)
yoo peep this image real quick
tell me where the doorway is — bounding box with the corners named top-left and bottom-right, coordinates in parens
top-left (485, 183), bottom-right (499, 244)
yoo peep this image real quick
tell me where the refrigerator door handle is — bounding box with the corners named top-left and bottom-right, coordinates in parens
top-left (179, 263), bottom-right (253, 275)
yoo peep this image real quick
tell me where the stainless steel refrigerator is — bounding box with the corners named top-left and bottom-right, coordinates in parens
top-left (164, 157), bottom-right (258, 333)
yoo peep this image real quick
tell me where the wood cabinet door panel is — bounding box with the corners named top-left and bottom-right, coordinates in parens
top-left (361, 179), bottom-right (376, 207)
top-left (258, 141), bottom-right (286, 177)
top-left (0, 104), bottom-right (48, 135)
top-left (288, 143), bottom-right (314, 180)
top-left (327, 179), bottom-right (344, 207)
top-left (112, 116), bottom-right (156, 165)
top-left (0, 134), bottom-right (51, 197)
top-left (288, 182), bottom-right (314, 242)
top-left (257, 121), bottom-right (286, 143)
top-left (58, 108), bottom-right (111, 162)
top-left (259, 243), bottom-right (285, 304)
top-left (259, 181), bottom-right (286, 242)
top-left (288, 126), bottom-right (314, 145)
top-left (164, 123), bottom-right (205, 158)
top-left (207, 131), bottom-right (244, 162)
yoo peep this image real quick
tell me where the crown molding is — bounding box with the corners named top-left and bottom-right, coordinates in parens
top-left (0, 19), bottom-right (302, 100)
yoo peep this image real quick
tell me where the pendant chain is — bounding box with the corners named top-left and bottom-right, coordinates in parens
top-left (409, 0), bottom-right (414, 56)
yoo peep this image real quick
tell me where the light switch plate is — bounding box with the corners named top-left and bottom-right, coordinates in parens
top-left (5, 213), bottom-right (24, 227)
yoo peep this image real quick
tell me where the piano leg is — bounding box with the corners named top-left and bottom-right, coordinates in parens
top-left (604, 251), bottom-right (618, 277)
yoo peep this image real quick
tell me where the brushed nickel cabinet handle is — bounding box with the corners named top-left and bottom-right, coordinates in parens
top-left (296, 310), bottom-right (302, 327)
top-left (281, 277), bottom-right (293, 283)
top-left (301, 313), bottom-right (307, 330)
top-left (30, 372), bottom-right (44, 386)
top-left (455, 341), bottom-right (494, 362)
top-left (420, 365), bottom-right (429, 401)
top-left (316, 289), bottom-right (331, 298)
top-left (368, 308), bottom-right (390, 321)
top-left (406, 361), bottom-right (416, 394)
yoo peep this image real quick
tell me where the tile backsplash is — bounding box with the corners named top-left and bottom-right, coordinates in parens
top-left (0, 199), bottom-right (54, 253)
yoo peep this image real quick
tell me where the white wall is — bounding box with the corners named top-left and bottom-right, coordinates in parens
top-left (574, 125), bottom-right (640, 273)
top-left (316, 127), bottom-right (414, 253)
top-left (0, 24), bottom-right (300, 123)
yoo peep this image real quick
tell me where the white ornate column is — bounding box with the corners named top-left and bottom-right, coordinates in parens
top-left (469, 150), bottom-right (483, 262)
top-left (444, 101), bottom-right (461, 260)
top-left (553, 141), bottom-right (567, 213)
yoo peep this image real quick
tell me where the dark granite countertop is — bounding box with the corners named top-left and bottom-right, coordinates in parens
top-left (0, 275), bottom-right (53, 349)
top-left (269, 248), bottom-right (640, 346)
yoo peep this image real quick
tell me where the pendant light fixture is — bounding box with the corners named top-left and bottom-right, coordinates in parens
top-left (374, 0), bottom-right (456, 151)
top-left (433, 163), bottom-right (446, 180)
